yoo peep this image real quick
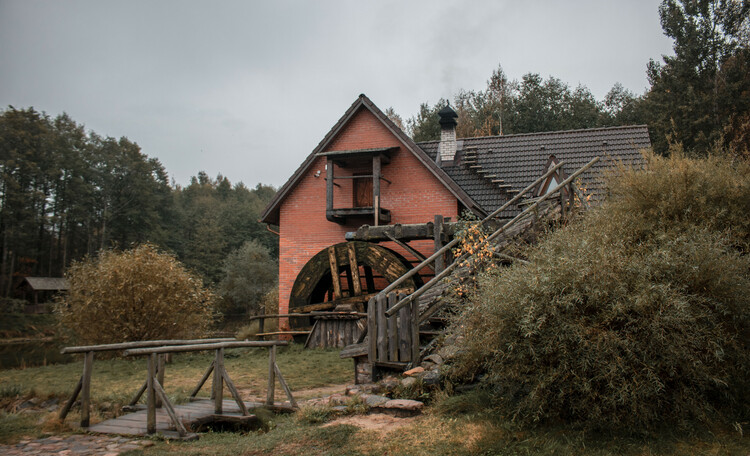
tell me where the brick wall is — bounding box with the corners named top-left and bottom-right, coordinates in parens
top-left (277, 107), bottom-right (459, 327)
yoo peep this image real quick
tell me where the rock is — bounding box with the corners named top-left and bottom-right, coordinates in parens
top-left (400, 376), bottom-right (418, 388)
top-left (438, 343), bottom-right (460, 361)
top-left (345, 385), bottom-right (360, 396)
top-left (383, 399), bottom-right (424, 411)
top-left (424, 354), bottom-right (443, 365)
top-left (374, 399), bottom-right (424, 417)
top-left (379, 375), bottom-right (400, 391)
top-left (362, 394), bottom-right (389, 407)
top-left (140, 440), bottom-right (156, 447)
top-left (328, 394), bottom-right (348, 406)
top-left (420, 370), bottom-right (441, 385)
top-left (403, 366), bottom-right (424, 376)
top-left (332, 405), bottom-right (348, 413)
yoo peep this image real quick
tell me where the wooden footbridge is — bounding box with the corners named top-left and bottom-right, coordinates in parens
top-left (59, 339), bottom-right (297, 439)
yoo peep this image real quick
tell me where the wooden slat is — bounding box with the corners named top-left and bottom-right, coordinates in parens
top-left (328, 246), bottom-right (342, 300)
top-left (347, 242), bottom-right (362, 296)
top-left (367, 297), bottom-right (376, 364)
top-left (190, 360), bottom-right (214, 398)
top-left (410, 295), bottom-right (420, 364)
top-left (376, 294), bottom-right (387, 362)
top-left (387, 293), bottom-right (398, 362)
top-left (364, 265), bottom-right (375, 293)
top-left (153, 378), bottom-right (188, 436)
top-left (274, 363), bottom-right (298, 409)
top-left (398, 303), bottom-right (411, 362)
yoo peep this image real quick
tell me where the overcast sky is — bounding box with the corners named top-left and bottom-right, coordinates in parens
top-left (0, 1), bottom-right (674, 188)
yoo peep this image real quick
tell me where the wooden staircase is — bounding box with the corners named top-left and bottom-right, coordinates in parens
top-left (341, 157), bottom-right (601, 382)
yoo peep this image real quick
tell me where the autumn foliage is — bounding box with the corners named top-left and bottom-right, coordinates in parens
top-left (445, 149), bottom-right (750, 431)
top-left (58, 244), bottom-right (215, 345)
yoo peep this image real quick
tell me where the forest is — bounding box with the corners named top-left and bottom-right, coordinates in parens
top-left (0, 108), bottom-right (278, 316)
top-left (1, 0), bottom-right (748, 319)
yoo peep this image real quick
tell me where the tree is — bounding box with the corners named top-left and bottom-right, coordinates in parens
top-left (218, 240), bottom-right (278, 316)
top-left (644, 0), bottom-right (750, 154)
top-left (57, 243), bottom-right (215, 344)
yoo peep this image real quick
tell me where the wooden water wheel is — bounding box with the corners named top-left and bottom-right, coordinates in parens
top-left (289, 241), bottom-right (422, 330)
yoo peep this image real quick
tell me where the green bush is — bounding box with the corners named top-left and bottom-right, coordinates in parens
top-left (57, 243), bottom-right (215, 344)
top-left (445, 149), bottom-right (750, 431)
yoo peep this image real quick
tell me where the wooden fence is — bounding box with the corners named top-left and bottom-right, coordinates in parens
top-left (367, 292), bottom-right (419, 367)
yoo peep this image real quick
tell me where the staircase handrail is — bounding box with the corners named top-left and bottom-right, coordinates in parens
top-left (378, 160), bottom-right (566, 298)
top-left (385, 156), bottom-right (600, 317)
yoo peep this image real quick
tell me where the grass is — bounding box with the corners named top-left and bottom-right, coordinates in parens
top-left (0, 313), bottom-right (57, 339)
top-left (1, 347), bottom-right (748, 454)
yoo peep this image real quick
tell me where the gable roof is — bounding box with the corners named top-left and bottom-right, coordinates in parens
top-left (21, 277), bottom-right (69, 291)
top-left (260, 94), bottom-right (480, 225)
top-left (418, 125), bottom-right (651, 218)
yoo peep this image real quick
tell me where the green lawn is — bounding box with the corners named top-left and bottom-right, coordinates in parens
top-left (1, 346), bottom-right (748, 455)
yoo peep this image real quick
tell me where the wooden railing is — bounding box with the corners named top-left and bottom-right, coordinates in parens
top-left (58, 338), bottom-right (234, 428)
top-left (123, 340), bottom-right (294, 437)
top-left (362, 157), bottom-right (601, 365)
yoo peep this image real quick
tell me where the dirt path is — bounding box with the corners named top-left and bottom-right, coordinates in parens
top-left (323, 413), bottom-right (418, 433)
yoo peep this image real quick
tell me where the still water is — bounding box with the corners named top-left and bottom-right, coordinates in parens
top-left (0, 340), bottom-right (73, 369)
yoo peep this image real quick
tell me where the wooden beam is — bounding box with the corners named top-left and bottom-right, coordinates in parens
top-left (213, 348), bottom-right (224, 414)
top-left (347, 242), bottom-right (362, 296)
top-left (80, 351), bottom-right (94, 428)
top-left (373, 154), bottom-right (381, 226)
top-left (328, 246), bottom-right (342, 300)
top-left (326, 158), bottom-right (334, 215)
top-left (384, 233), bottom-right (434, 272)
top-left (434, 215), bottom-right (445, 274)
top-left (266, 345), bottom-right (276, 406)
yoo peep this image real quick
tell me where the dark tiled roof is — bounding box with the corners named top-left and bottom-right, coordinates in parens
top-left (419, 125), bottom-right (650, 218)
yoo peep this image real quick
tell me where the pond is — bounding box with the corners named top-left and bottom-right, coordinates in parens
top-left (0, 339), bottom-right (73, 370)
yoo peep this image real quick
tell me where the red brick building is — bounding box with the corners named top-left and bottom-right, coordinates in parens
top-left (261, 94), bottom-right (650, 327)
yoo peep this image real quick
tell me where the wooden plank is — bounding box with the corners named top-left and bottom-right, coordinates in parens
top-left (387, 293), bottom-right (398, 362)
top-left (190, 360), bottom-right (214, 398)
top-left (304, 320), bottom-right (319, 349)
top-left (146, 353), bottom-right (156, 434)
top-left (376, 294), bottom-right (387, 362)
top-left (434, 214), bottom-right (445, 274)
top-left (347, 242), bottom-right (362, 296)
top-left (326, 157), bottom-right (334, 214)
top-left (274, 363), bottom-right (298, 409)
top-left (80, 351), bottom-right (94, 428)
top-left (296, 302), bottom-right (335, 313)
top-left (328, 246), bottom-right (342, 300)
top-left (266, 345), bottom-right (276, 406)
top-left (59, 375), bottom-right (82, 420)
top-left (364, 265), bottom-right (375, 293)
top-left (156, 354), bottom-right (165, 408)
top-left (373, 154), bottom-right (381, 226)
top-left (411, 296), bottom-right (420, 364)
top-left (398, 303), bottom-right (411, 362)
top-left (213, 348), bottom-right (224, 415)
top-left (153, 378), bottom-right (188, 436)
top-left (62, 338), bottom-right (235, 354)
top-left (221, 369), bottom-right (249, 416)
top-left (367, 297), bottom-right (376, 364)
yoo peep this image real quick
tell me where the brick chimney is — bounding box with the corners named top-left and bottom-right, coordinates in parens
top-left (437, 103), bottom-right (458, 164)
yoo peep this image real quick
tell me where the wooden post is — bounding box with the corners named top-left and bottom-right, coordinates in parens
top-left (367, 297), bottom-right (376, 364)
top-left (411, 296), bottom-right (420, 364)
top-left (266, 345), bottom-right (276, 406)
top-left (221, 370), bottom-right (249, 416)
top-left (434, 215), bottom-right (444, 274)
top-left (274, 363), bottom-right (298, 409)
top-left (152, 378), bottom-right (187, 436)
top-left (155, 354), bottom-right (165, 408)
top-left (80, 351), bottom-right (94, 428)
top-left (213, 347), bottom-right (224, 414)
top-left (258, 316), bottom-right (265, 335)
top-left (376, 294), bottom-right (387, 362)
top-left (146, 353), bottom-right (156, 434)
top-left (347, 242), bottom-right (362, 296)
top-left (326, 158), bottom-right (334, 214)
top-left (328, 246), bottom-right (342, 300)
top-left (364, 265), bottom-right (375, 294)
top-left (373, 154), bottom-right (381, 226)
top-left (387, 293), bottom-right (398, 362)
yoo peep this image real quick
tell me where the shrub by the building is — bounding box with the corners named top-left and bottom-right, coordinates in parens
top-left (445, 149), bottom-right (750, 431)
top-left (58, 243), bottom-right (215, 344)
